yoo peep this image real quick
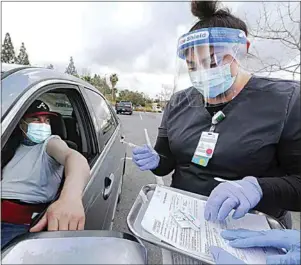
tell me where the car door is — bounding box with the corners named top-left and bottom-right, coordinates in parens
top-left (82, 87), bottom-right (125, 230)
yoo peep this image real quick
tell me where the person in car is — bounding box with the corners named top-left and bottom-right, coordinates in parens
top-left (1, 100), bottom-right (91, 248)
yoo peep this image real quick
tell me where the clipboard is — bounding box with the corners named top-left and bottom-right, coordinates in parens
top-left (127, 184), bottom-right (285, 265)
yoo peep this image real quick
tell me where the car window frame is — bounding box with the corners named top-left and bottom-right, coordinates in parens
top-left (81, 87), bottom-right (117, 149)
top-left (1, 82), bottom-right (99, 167)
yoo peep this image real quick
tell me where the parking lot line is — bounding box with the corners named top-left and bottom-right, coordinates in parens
top-left (139, 113), bottom-right (143, 120)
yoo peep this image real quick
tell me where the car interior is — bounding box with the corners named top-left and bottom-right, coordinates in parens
top-left (1, 92), bottom-right (82, 170)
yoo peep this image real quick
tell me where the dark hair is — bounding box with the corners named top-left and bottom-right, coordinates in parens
top-left (190, 0), bottom-right (248, 35)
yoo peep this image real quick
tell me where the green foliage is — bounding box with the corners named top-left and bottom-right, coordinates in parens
top-left (65, 56), bottom-right (78, 76)
top-left (116, 89), bottom-right (152, 106)
top-left (110, 73), bottom-right (118, 87)
top-left (81, 75), bottom-right (92, 83)
top-left (109, 73), bottom-right (118, 101)
top-left (16, 42), bottom-right (30, 65)
top-left (2, 33), bottom-right (16, 63)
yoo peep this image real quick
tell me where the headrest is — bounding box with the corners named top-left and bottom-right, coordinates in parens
top-left (50, 113), bottom-right (67, 139)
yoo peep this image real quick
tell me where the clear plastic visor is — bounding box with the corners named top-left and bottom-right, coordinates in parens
top-left (171, 27), bottom-right (248, 107)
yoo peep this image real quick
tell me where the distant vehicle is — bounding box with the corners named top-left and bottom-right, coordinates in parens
top-left (156, 106), bottom-right (162, 113)
top-left (116, 101), bottom-right (133, 115)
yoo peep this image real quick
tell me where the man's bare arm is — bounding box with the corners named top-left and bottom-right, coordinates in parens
top-left (30, 138), bottom-right (90, 232)
top-left (46, 138), bottom-right (90, 199)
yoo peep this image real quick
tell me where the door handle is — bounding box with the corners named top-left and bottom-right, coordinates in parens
top-left (103, 173), bottom-right (115, 200)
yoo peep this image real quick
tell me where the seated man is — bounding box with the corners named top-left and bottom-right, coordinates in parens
top-left (1, 100), bottom-right (91, 248)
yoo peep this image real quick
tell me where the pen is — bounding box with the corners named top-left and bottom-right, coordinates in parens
top-left (214, 177), bottom-right (228, 182)
top-left (214, 177), bottom-right (242, 188)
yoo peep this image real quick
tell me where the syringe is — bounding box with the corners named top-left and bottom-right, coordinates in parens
top-left (120, 139), bottom-right (168, 159)
top-left (120, 139), bottom-right (139, 148)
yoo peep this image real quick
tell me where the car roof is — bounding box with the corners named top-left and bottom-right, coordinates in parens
top-left (1, 63), bottom-right (99, 119)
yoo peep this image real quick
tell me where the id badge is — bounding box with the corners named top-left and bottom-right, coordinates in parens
top-left (195, 132), bottom-right (219, 158)
top-left (192, 154), bottom-right (209, 167)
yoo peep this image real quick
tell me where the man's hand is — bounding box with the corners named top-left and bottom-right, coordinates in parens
top-left (30, 197), bottom-right (85, 232)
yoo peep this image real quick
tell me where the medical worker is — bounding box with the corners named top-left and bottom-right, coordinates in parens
top-left (132, 0), bottom-right (301, 229)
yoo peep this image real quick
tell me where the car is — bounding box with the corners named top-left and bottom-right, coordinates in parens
top-left (156, 106), bottom-right (162, 113)
top-left (116, 101), bottom-right (133, 115)
top-left (1, 63), bottom-right (126, 235)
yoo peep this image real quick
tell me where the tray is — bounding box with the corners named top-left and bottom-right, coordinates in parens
top-left (127, 184), bottom-right (285, 265)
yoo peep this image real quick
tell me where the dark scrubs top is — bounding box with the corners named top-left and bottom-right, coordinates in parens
top-left (153, 75), bottom-right (301, 218)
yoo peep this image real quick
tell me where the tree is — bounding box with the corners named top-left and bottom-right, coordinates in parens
top-left (65, 56), bottom-right (78, 77)
top-left (158, 84), bottom-right (173, 107)
top-left (90, 74), bottom-right (111, 95)
top-left (110, 73), bottom-right (119, 101)
top-left (16, 42), bottom-right (30, 65)
top-left (116, 89), bottom-right (150, 106)
top-left (81, 75), bottom-right (92, 83)
top-left (1, 33), bottom-right (16, 63)
top-left (47, 64), bottom-right (54, 69)
top-left (245, 2), bottom-right (300, 79)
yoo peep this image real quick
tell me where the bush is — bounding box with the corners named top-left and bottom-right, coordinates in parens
top-left (134, 106), bottom-right (157, 112)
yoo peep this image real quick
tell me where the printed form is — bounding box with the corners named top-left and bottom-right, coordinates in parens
top-left (141, 186), bottom-right (279, 264)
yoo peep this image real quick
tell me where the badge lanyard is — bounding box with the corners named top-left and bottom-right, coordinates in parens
top-left (191, 111), bottom-right (226, 167)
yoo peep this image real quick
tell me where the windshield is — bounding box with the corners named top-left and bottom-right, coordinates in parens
top-left (119, 102), bottom-right (132, 107)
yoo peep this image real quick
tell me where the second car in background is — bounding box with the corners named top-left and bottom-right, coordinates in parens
top-left (116, 101), bottom-right (133, 115)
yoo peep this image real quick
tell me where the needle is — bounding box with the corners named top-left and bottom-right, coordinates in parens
top-left (120, 139), bottom-right (138, 148)
top-left (120, 139), bottom-right (168, 159)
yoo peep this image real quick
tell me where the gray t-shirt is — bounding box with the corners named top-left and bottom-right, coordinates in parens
top-left (1, 135), bottom-right (64, 203)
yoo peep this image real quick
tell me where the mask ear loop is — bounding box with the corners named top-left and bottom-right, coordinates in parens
top-left (19, 119), bottom-right (30, 139)
top-left (215, 44), bottom-right (241, 102)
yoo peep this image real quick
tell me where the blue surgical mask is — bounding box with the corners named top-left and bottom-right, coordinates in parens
top-left (25, 122), bottom-right (51, 144)
top-left (189, 63), bottom-right (236, 98)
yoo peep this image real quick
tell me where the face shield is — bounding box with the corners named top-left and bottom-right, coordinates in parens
top-left (172, 27), bottom-right (248, 107)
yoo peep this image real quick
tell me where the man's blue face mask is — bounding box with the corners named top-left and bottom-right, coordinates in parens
top-left (21, 120), bottom-right (51, 144)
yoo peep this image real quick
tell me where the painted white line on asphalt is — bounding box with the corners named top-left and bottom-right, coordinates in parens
top-left (139, 113), bottom-right (143, 120)
top-left (144, 128), bottom-right (165, 186)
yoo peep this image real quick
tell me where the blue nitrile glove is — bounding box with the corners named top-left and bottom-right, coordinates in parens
top-left (204, 176), bottom-right (263, 222)
top-left (221, 229), bottom-right (301, 265)
top-left (210, 246), bottom-right (246, 264)
top-left (132, 144), bottom-right (160, 171)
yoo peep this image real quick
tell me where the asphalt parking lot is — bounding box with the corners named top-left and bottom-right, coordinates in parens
top-left (112, 111), bottom-right (169, 264)
top-left (113, 111), bottom-right (301, 264)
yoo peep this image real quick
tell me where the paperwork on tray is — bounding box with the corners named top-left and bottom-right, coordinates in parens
top-left (141, 186), bottom-right (279, 264)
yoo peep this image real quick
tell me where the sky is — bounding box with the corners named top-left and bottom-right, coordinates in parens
top-left (2, 1), bottom-right (300, 98)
